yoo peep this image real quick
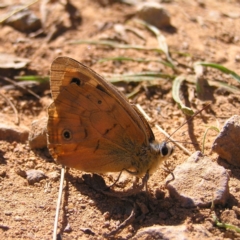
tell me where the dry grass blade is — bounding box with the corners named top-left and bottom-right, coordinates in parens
top-left (15, 75), bottom-right (49, 83)
top-left (53, 166), bottom-right (65, 240)
top-left (0, 91), bottom-right (20, 125)
top-left (193, 63), bottom-right (205, 98)
top-left (126, 85), bottom-right (141, 99)
top-left (0, 0), bottom-right (39, 24)
top-left (185, 74), bottom-right (240, 94)
top-left (196, 62), bottom-right (240, 83)
top-left (208, 81), bottom-right (240, 94)
top-left (0, 76), bottom-right (41, 99)
top-left (202, 126), bottom-right (220, 154)
top-left (98, 56), bottom-right (173, 68)
top-left (105, 72), bottom-right (174, 83)
top-left (172, 76), bottom-right (194, 115)
top-left (68, 39), bottom-right (163, 52)
top-left (135, 19), bottom-right (175, 67)
top-left (213, 214), bottom-right (240, 233)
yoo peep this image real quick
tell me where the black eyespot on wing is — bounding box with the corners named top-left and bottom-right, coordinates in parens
top-left (98, 100), bottom-right (102, 104)
top-left (62, 129), bottom-right (72, 140)
top-left (71, 78), bottom-right (81, 86)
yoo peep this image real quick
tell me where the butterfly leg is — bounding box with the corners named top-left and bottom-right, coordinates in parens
top-left (125, 169), bottom-right (150, 193)
top-left (142, 170), bottom-right (150, 192)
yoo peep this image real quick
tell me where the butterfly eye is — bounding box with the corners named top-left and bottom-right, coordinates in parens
top-left (161, 145), bottom-right (169, 156)
top-left (71, 78), bottom-right (81, 86)
top-left (62, 129), bottom-right (72, 141)
top-left (159, 142), bottom-right (173, 157)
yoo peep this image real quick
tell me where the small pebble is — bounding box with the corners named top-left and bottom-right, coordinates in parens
top-left (103, 211), bottom-right (110, 220)
top-left (64, 223), bottom-right (72, 233)
top-left (80, 227), bottom-right (95, 235)
top-left (26, 169), bottom-right (46, 185)
top-left (4, 211), bottom-right (12, 216)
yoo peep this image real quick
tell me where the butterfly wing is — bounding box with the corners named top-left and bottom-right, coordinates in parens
top-left (47, 57), bottom-right (151, 173)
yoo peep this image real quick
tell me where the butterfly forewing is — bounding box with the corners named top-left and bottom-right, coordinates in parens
top-left (47, 57), bottom-right (156, 173)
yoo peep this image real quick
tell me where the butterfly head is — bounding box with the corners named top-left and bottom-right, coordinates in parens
top-left (146, 141), bottom-right (174, 174)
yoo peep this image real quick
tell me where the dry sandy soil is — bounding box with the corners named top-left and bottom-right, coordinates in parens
top-left (0, 0), bottom-right (240, 239)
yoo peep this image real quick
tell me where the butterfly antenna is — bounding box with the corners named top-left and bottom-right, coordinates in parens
top-left (136, 103), bottom-right (210, 156)
top-left (166, 104), bottom-right (210, 142)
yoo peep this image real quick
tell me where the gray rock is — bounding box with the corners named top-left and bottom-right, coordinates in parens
top-left (212, 115), bottom-right (240, 167)
top-left (0, 53), bottom-right (30, 69)
top-left (136, 2), bottom-right (171, 28)
top-left (133, 225), bottom-right (219, 240)
top-left (26, 169), bottom-right (46, 185)
top-left (28, 117), bottom-right (48, 149)
top-left (4, 6), bottom-right (41, 33)
top-left (165, 151), bottom-right (229, 207)
top-left (0, 122), bottom-right (29, 143)
top-left (47, 171), bottom-right (60, 182)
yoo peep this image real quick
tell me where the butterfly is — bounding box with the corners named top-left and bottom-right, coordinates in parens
top-left (47, 57), bottom-right (173, 180)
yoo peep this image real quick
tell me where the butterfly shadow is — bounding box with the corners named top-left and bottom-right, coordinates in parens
top-left (32, 147), bottom-right (55, 165)
top-left (59, 172), bottom-right (136, 237)
top-left (61, 172), bottom-right (205, 238)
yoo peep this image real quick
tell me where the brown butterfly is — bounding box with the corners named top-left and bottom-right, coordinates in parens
top-left (47, 57), bottom-right (173, 179)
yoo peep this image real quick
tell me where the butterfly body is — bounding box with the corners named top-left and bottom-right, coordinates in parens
top-left (47, 57), bottom-right (173, 176)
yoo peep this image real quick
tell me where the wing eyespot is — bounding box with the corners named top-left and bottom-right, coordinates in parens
top-left (71, 78), bottom-right (81, 86)
top-left (62, 129), bottom-right (72, 141)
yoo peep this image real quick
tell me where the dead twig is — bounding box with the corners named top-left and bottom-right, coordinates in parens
top-left (0, 76), bottom-right (40, 99)
top-left (104, 203), bottom-right (136, 237)
top-left (53, 166), bottom-right (65, 240)
top-left (0, 0), bottom-right (39, 24)
top-left (0, 91), bottom-right (20, 125)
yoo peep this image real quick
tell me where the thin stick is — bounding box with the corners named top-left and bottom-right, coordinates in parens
top-left (104, 204), bottom-right (136, 237)
top-left (0, 76), bottom-right (40, 99)
top-left (0, 0), bottom-right (39, 23)
top-left (69, 40), bottom-right (163, 53)
top-left (136, 104), bottom-right (151, 121)
top-left (0, 91), bottom-right (20, 125)
top-left (53, 166), bottom-right (65, 240)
